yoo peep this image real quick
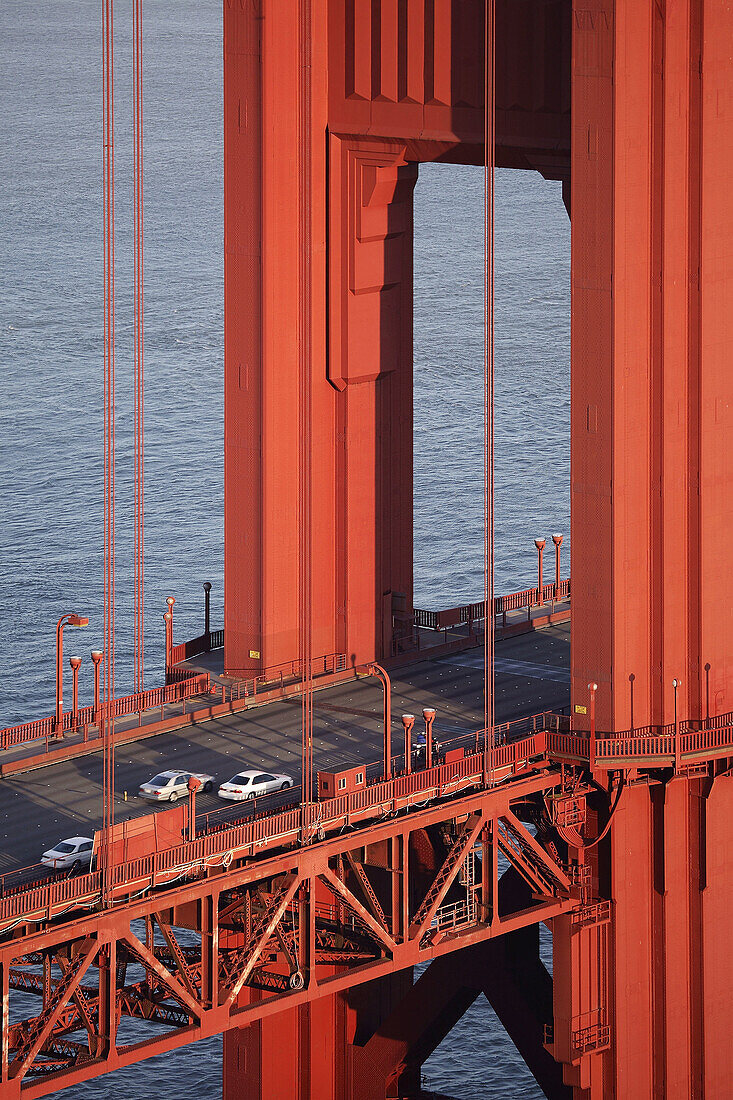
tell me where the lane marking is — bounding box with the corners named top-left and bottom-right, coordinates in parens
top-left (440, 652), bottom-right (570, 683)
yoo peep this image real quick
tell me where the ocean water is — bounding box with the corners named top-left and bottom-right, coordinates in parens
top-left (0, 3), bottom-right (569, 1097)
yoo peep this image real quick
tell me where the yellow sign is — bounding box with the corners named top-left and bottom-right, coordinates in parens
top-left (249, 649), bottom-right (260, 660)
top-left (574, 704), bottom-right (587, 715)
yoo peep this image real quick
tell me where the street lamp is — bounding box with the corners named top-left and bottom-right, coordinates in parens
top-left (187, 775), bottom-right (201, 842)
top-left (91, 650), bottom-right (104, 724)
top-left (402, 714), bottom-right (415, 775)
top-left (551, 533), bottom-right (563, 591)
top-left (534, 538), bottom-right (546, 605)
top-left (673, 677), bottom-right (681, 770)
top-left (69, 656), bottom-right (82, 730)
top-left (56, 614), bottom-right (89, 734)
top-left (588, 681), bottom-right (598, 769)
top-left (203, 582), bottom-right (212, 644)
top-left (367, 663), bottom-right (392, 780)
top-left (163, 610), bottom-right (173, 671)
top-left (423, 708), bottom-right (436, 769)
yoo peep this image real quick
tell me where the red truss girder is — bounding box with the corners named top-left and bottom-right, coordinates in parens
top-left (0, 775), bottom-right (578, 1097)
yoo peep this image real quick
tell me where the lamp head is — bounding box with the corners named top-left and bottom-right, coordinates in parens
top-left (166, 596), bottom-right (176, 611)
top-left (163, 611), bottom-right (173, 623)
top-left (551, 533), bottom-right (563, 548)
top-left (91, 650), bottom-right (104, 665)
top-left (203, 582), bottom-right (212, 593)
top-left (534, 538), bottom-right (546, 551)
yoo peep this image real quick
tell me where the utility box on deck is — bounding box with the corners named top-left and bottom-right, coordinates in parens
top-left (318, 766), bottom-right (366, 799)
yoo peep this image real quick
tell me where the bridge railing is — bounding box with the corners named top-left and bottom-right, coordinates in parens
top-left (0, 672), bottom-right (211, 752)
top-left (5, 715), bottom-right (733, 928)
top-left (216, 652), bottom-right (349, 703)
top-left (172, 582), bottom-right (572, 649)
top-left (412, 577), bottom-right (571, 631)
top-left (0, 728), bottom-right (563, 927)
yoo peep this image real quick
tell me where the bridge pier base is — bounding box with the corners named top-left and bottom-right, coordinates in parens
top-left (222, 970), bottom-right (416, 1100)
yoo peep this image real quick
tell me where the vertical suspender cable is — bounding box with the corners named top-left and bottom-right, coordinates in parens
top-left (133, 0), bottom-right (145, 694)
top-left (298, 0), bottom-right (314, 815)
top-left (102, 0), bottom-right (116, 904)
top-left (484, 0), bottom-right (495, 783)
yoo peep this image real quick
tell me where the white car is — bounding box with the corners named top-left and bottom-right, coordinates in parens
top-left (218, 769), bottom-right (294, 801)
top-left (138, 769), bottom-right (215, 802)
top-left (41, 836), bottom-right (94, 871)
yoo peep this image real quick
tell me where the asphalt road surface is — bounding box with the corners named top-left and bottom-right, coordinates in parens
top-left (0, 623), bottom-right (570, 877)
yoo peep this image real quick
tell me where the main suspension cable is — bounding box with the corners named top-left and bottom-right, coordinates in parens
top-left (101, 0), bottom-right (117, 904)
top-left (133, 0), bottom-right (145, 694)
top-left (484, 0), bottom-right (496, 782)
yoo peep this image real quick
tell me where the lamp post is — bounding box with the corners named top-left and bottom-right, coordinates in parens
top-left (69, 656), bottom-right (82, 731)
top-left (367, 663), bottom-right (392, 780)
top-left (673, 677), bottom-right (681, 771)
top-left (91, 650), bottom-right (104, 724)
top-left (203, 582), bottom-right (212, 645)
top-left (55, 614), bottom-right (89, 734)
top-left (423, 708), bottom-right (436, 770)
top-left (588, 681), bottom-right (598, 769)
top-left (534, 538), bottom-right (546, 606)
top-left (187, 775), bottom-right (201, 842)
top-left (551, 533), bottom-right (563, 592)
top-left (163, 611), bottom-right (173, 673)
top-left (402, 714), bottom-right (415, 774)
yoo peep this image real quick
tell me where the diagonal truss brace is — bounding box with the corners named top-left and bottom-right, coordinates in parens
top-left (9, 938), bottom-right (98, 1081)
top-left (154, 914), bottom-right (200, 1002)
top-left (124, 929), bottom-right (202, 1021)
top-left (345, 850), bottom-right (390, 932)
top-left (319, 866), bottom-right (397, 953)
top-left (409, 812), bottom-right (485, 941)
top-left (220, 874), bottom-right (300, 1009)
top-left (56, 954), bottom-right (98, 1054)
top-left (498, 810), bottom-right (572, 898)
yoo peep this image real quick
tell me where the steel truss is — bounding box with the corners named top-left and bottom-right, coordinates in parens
top-left (0, 772), bottom-right (582, 1097)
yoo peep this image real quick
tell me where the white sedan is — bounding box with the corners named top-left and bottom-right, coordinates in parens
top-left (41, 836), bottom-right (94, 871)
top-left (218, 769), bottom-right (294, 801)
top-left (138, 769), bottom-right (215, 802)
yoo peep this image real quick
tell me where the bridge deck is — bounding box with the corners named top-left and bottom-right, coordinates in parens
top-left (0, 624), bottom-right (569, 877)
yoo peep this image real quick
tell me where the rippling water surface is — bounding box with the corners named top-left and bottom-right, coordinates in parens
top-left (0, 3), bottom-right (569, 1097)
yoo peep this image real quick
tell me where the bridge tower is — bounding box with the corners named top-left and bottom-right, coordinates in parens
top-left (222, 2), bottom-right (733, 1099)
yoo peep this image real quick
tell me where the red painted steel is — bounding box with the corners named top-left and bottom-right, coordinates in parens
top-left (223, 0), bottom-right (571, 681)
top-left (6, 0), bottom-right (733, 1095)
top-left (571, 0), bottom-right (733, 735)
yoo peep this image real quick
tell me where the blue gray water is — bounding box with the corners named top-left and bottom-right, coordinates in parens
top-left (0, 3), bottom-right (569, 1097)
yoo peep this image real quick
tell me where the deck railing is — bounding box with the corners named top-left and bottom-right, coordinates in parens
top-left (0, 673), bottom-right (211, 752)
top-left (3, 711), bottom-right (733, 929)
top-left (413, 577), bottom-right (571, 631)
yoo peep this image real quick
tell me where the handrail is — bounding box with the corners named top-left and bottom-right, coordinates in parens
top-left (0, 673), bottom-right (211, 752)
top-left (413, 577), bottom-right (571, 630)
top-left (2, 714), bottom-right (733, 929)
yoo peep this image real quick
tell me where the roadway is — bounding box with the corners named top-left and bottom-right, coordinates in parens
top-left (0, 623), bottom-right (569, 877)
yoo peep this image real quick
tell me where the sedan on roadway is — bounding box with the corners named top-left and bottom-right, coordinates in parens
top-left (218, 769), bottom-right (294, 801)
top-left (41, 836), bottom-right (94, 872)
top-left (138, 769), bottom-right (215, 802)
